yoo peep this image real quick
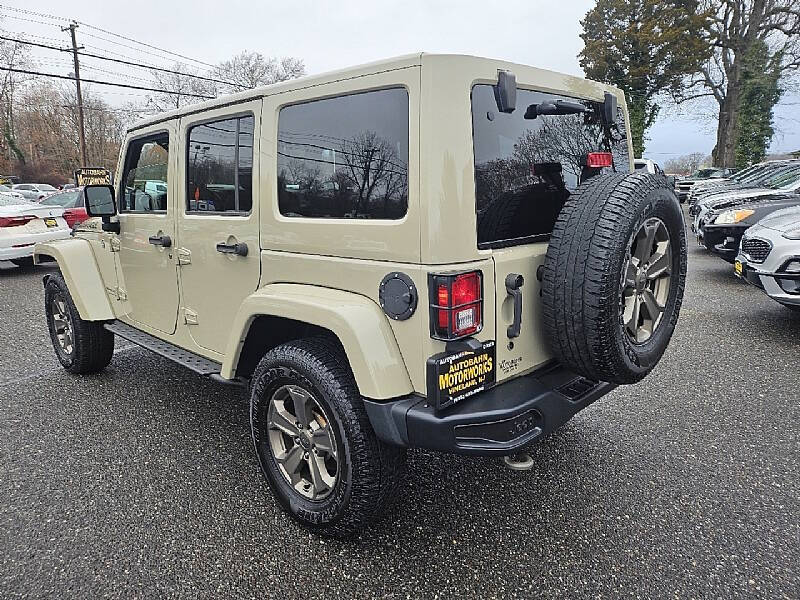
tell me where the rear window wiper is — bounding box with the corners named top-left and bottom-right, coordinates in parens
top-left (524, 99), bottom-right (590, 119)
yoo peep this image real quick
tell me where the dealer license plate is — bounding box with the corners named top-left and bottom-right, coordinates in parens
top-left (734, 260), bottom-right (743, 275)
top-left (426, 340), bottom-right (496, 411)
top-left (44, 218), bottom-right (58, 228)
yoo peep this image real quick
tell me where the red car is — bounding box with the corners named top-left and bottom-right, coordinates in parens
top-left (38, 187), bottom-right (88, 228)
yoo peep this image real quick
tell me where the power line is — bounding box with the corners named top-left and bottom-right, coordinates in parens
top-left (0, 66), bottom-right (215, 98)
top-left (0, 34), bottom-right (243, 88)
top-left (76, 20), bottom-right (217, 69)
top-left (0, 4), bottom-right (217, 71)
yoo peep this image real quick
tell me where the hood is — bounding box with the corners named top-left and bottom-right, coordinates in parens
top-left (755, 205), bottom-right (800, 232)
top-left (704, 188), bottom-right (792, 209)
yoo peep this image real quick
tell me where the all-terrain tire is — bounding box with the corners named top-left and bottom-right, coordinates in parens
top-left (250, 337), bottom-right (406, 538)
top-left (44, 273), bottom-right (114, 374)
top-left (541, 172), bottom-right (687, 384)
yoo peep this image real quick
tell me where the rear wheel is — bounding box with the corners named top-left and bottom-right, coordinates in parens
top-left (542, 172), bottom-right (687, 384)
top-left (44, 273), bottom-right (114, 374)
top-left (250, 337), bottom-right (406, 537)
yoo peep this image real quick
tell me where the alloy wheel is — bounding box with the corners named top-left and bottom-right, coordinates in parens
top-left (621, 217), bottom-right (672, 344)
top-left (266, 384), bottom-right (338, 501)
top-left (50, 293), bottom-right (74, 355)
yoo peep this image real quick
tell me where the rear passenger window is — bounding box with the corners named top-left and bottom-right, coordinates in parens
top-left (120, 132), bottom-right (170, 213)
top-left (277, 88), bottom-right (409, 219)
top-left (187, 115), bottom-right (254, 214)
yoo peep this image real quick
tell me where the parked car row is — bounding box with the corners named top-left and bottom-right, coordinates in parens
top-left (689, 159), bottom-right (800, 311)
top-left (0, 187), bottom-right (87, 265)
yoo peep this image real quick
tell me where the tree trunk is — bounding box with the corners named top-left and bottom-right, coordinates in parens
top-left (714, 73), bottom-right (741, 167)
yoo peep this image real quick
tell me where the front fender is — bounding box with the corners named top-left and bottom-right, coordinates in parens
top-left (34, 238), bottom-right (114, 321)
top-left (222, 284), bottom-right (413, 400)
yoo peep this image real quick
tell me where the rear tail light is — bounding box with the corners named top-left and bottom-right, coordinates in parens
top-left (586, 152), bottom-right (613, 168)
top-left (429, 271), bottom-right (483, 340)
top-left (0, 215), bottom-right (36, 228)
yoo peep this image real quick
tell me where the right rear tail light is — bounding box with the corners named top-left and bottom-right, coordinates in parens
top-left (0, 216), bottom-right (36, 228)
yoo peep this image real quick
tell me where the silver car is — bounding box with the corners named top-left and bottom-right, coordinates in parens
top-left (735, 206), bottom-right (800, 311)
top-left (12, 183), bottom-right (58, 201)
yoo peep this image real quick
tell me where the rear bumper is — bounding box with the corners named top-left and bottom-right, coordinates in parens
top-left (364, 363), bottom-right (615, 456)
top-left (1, 229), bottom-right (70, 260)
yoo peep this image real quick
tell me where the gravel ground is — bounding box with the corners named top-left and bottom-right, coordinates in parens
top-left (1, 240), bottom-right (798, 599)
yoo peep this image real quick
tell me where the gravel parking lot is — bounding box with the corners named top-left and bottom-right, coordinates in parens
top-left (1, 236), bottom-right (798, 599)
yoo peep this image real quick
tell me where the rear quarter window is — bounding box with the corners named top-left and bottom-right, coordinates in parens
top-left (277, 88), bottom-right (409, 220)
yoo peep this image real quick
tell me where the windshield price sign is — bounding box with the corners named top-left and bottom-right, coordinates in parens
top-left (426, 340), bottom-right (495, 410)
top-left (74, 167), bottom-right (111, 186)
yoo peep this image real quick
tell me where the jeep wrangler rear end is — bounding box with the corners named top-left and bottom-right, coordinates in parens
top-left (36, 54), bottom-right (686, 537)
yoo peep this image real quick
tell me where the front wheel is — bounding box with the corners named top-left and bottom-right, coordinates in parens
top-left (44, 273), bottom-right (114, 374)
top-left (250, 337), bottom-right (406, 537)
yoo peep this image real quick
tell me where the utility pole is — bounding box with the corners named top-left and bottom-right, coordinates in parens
top-left (63, 21), bottom-right (87, 167)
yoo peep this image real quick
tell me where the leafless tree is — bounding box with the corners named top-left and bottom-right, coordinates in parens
top-left (215, 52), bottom-right (305, 93)
top-left (675, 0), bottom-right (800, 166)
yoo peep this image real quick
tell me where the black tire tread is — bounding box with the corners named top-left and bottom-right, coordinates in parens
top-left (541, 172), bottom-right (686, 383)
top-left (45, 272), bottom-right (114, 374)
top-left (250, 336), bottom-right (406, 538)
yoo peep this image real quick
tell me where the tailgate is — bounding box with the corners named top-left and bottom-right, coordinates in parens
top-left (491, 244), bottom-right (553, 384)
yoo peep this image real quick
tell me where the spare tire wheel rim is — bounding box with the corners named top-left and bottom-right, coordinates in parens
top-left (266, 384), bottom-right (339, 501)
top-left (621, 217), bottom-right (672, 344)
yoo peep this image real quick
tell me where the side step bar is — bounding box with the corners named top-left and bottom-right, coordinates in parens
top-left (104, 321), bottom-right (222, 375)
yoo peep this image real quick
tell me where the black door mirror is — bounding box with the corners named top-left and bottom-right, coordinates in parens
top-left (84, 185), bottom-right (117, 217)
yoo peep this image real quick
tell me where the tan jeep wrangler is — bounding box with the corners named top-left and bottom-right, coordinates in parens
top-left (35, 54), bottom-right (686, 537)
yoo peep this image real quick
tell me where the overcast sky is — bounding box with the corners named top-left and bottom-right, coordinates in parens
top-left (6, 0), bottom-right (799, 161)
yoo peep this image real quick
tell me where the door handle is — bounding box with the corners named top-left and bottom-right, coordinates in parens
top-left (148, 234), bottom-right (172, 248)
top-left (216, 241), bottom-right (248, 257)
top-left (505, 273), bottom-right (524, 338)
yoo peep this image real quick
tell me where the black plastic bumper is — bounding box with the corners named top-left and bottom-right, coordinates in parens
top-left (363, 363), bottom-right (616, 456)
top-left (704, 225), bottom-right (745, 263)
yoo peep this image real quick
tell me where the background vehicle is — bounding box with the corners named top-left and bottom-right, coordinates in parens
top-left (702, 193), bottom-right (800, 262)
top-left (692, 164), bottom-right (800, 239)
top-left (13, 183), bottom-right (58, 201)
top-left (675, 167), bottom-right (735, 202)
top-left (0, 195), bottom-right (69, 265)
top-left (35, 54), bottom-right (687, 537)
top-left (634, 158), bottom-right (663, 174)
top-left (0, 184), bottom-right (25, 200)
top-left (38, 187), bottom-right (88, 228)
top-left (735, 206), bottom-right (800, 310)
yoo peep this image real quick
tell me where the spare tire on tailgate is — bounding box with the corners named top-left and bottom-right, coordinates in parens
top-left (541, 172), bottom-right (687, 384)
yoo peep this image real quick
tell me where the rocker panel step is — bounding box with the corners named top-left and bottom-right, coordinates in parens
top-left (104, 321), bottom-right (221, 375)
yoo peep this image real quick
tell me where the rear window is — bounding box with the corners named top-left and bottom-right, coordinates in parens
top-left (40, 190), bottom-right (82, 208)
top-left (277, 88), bottom-right (409, 220)
top-left (472, 84), bottom-right (630, 248)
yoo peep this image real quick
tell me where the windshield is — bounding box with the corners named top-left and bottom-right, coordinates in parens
top-left (472, 84), bottom-right (629, 247)
top-left (40, 190), bottom-right (81, 207)
top-left (0, 184), bottom-right (13, 192)
top-left (692, 169), bottom-right (720, 178)
top-left (767, 167), bottom-right (800, 189)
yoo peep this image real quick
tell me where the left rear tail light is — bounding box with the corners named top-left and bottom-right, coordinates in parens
top-left (429, 271), bottom-right (483, 340)
top-left (0, 215), bottom-right (36, 228)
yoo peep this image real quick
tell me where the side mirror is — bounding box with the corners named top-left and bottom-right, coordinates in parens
top-left (84, 184), bottom-right (117, 217)
top-left (493, 70), bottom-right (516, 114)
top-left (603, 91), bottom-right (618, 124)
